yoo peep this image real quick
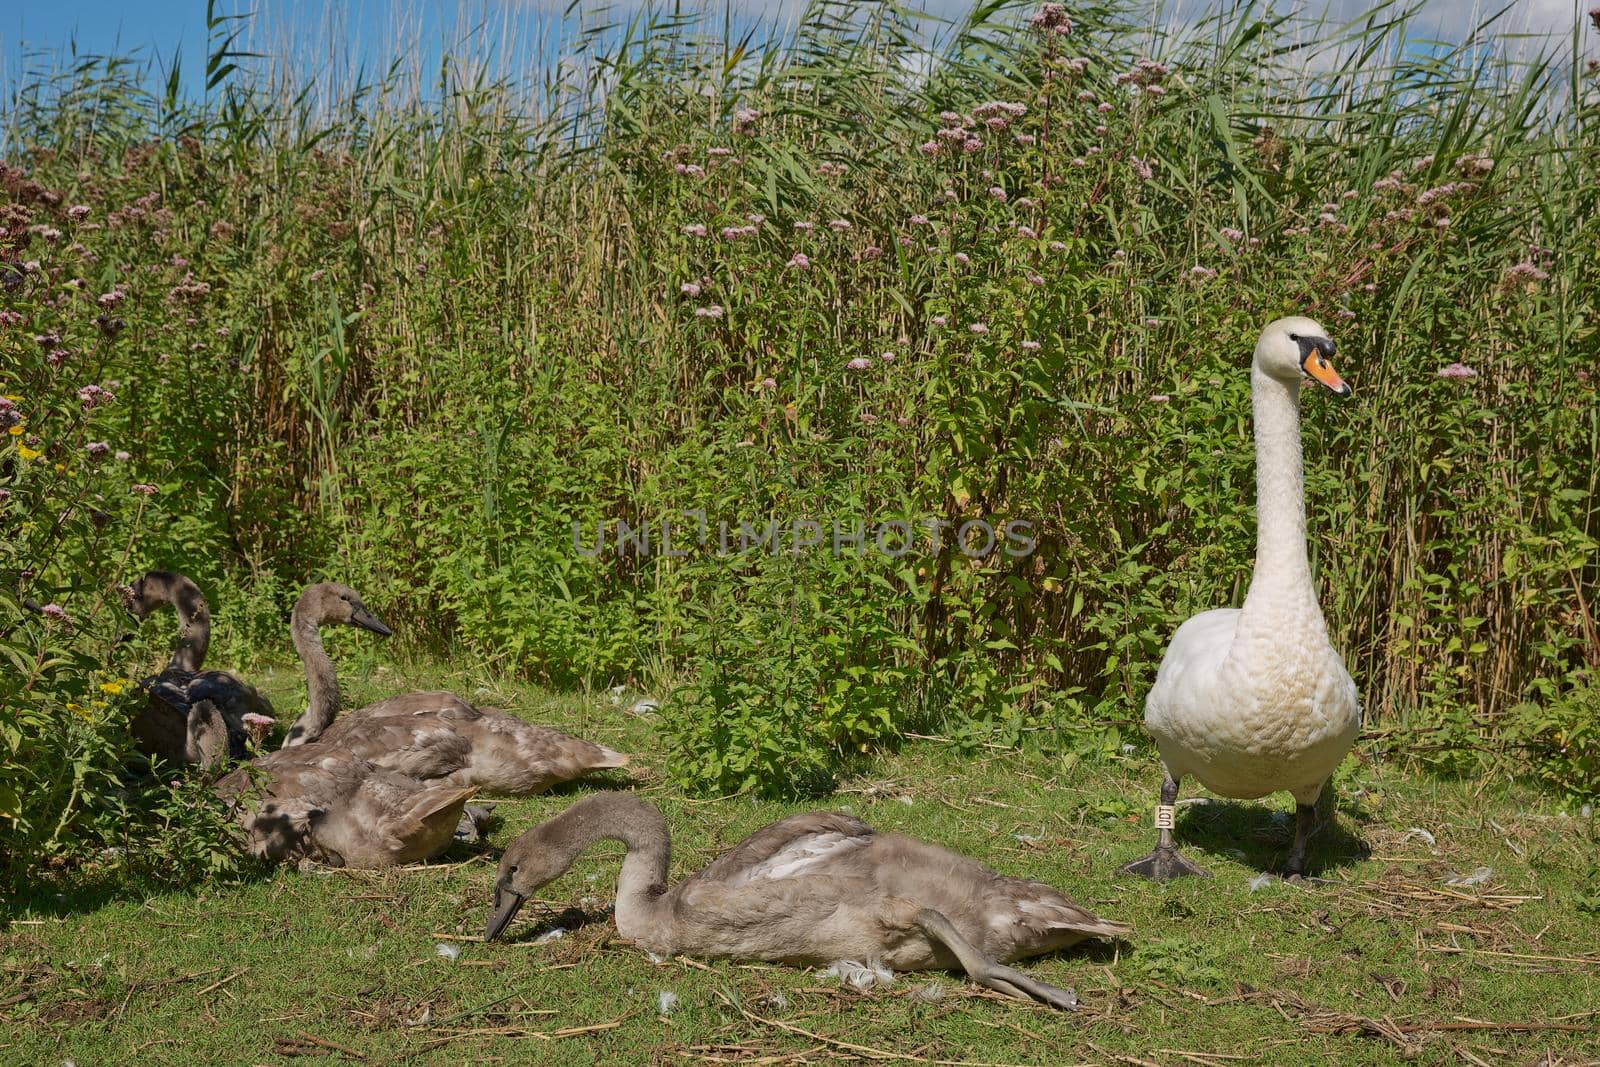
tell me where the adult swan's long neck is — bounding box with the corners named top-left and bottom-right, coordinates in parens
top-left (284, 607), bottom-right (340, 745)
top-left (1233, 367), bottom-right (1328, 648)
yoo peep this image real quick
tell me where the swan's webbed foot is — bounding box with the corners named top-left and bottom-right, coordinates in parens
top-left (970, 961), bottom-right (1079, 1010)
top-left (1120, 774), bottom-right (1210, 880)
top-left (1118, 845), bottom-right (1211, 881)
top-left (454, 804), bottom-right (497, 843)
top-left (913, 908), bottom-right (1078, 1012)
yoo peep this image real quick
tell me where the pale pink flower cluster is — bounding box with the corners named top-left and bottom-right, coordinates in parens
top-left (1189, 265), bottom-right (1217, 280)
top-left (77, 383), bottom-right (115, 409)
top-left (1437, 362), bottom-right (1477, 379)
top-left (969, 322), bottom-right (989, 334)
top-left (827, 219), bottom-right (852, 232)
top-left (1500, 261), bottom-right (1549, 293)
top-left (694, 305), bottom-right (725, 319)
top-left (847, 357), bottom-right (872, 370)
top-left (682, 223), bottom-right (708, 237)
top-left (67, 204), bottom-right (90, 220)
top-left (721, 224), bottom-right (758, 241)
top-left (1116, 58), bottom-right (1171, 89)
top-left (1029, 2), bottom-right (1072, 34)
top-left (733, 107), bottom-right (761, 134)
top-left (788, 252), bottom-right (811, 270)
top-left (817, 161), bottom-right (848, 178)
top-left (132, 484), bottom-right (159, 495)
top-left (1021, 340), bottom-right (1041, 351)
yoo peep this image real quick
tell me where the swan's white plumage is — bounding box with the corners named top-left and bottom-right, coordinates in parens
top-left (1144, 316), bottom-right (1361, 809)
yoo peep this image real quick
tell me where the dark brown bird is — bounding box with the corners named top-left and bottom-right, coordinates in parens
top-left (122, 571), bottom-right (274, 769)
top-left (484, 793), bottom-right (1128, 1009)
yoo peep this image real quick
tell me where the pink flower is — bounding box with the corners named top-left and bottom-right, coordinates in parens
top-left (1129, 156), bottom-right (1154, 181)
top-left (880, 351), bottom-right (896, 363)
top-left (954, 252), bottom-right (970, 265)
top-left (788, 252), bottom-right (811, 270)
top-left (817, 161), bottom-right (848, 178)
top-left (1029, 2), bottom-right (1072, 34)
top-left (1144, 318), bottom-right (1160, 327)
top-left (962, 138), bottom-right (983, 153)
top-left (969, 322), bottom-right (988, 334)
top-left (793, 221), bottom-right (815, 232)
top-left (860, 245), bottom-right (882, 261)
top-left (1071, 157), bottom-right (1087, 168)
top-left (1048, 240), bottom-right (1066, 252)
top-left (847, 357), bottom-right (871, 370)
top-left (918, 141), bottom-right (941, 157)
top-left (909, 214), bottom-right (930, 226)
top-left (1097, 102), bottom-right (1113, 114)
top-left (1026, 272), bottom-right (1045, 286)
top-left (242, 712), bottom-right (276, 727)
top-left (680, 281), bottom-right (702, 297)
top-left (681, 223), bottom-right (708, 237)
top-left (694, 305), bottom-right (725, 319)
top-left (1437, 362), bottom-right (1477, 379)
top-left (85, 441), bottom-right (110, 458)
top-left (77, 384), bottom-right (115, 409)
top-left (1150, 394), bottom-right (1171, 403)
top-left (115, 450), bottom-right (130, 461)
top-left (987, 186), bottom-right (1007, 201)
top-left (827, 219), bottom-right (852, 232)
top-left (41, 603), bottom-right (69, 622)
top-left (733, 107), bottom-right (761, 134)
top-left (67, 204), bottom-right (90, 220)
top-left (1218, 227), bottom-right (1244, 243)
top-left (1189, 265), bottom-right (1217, 280)
top-left (759, 378), bottom-right (777, 390)
top-left (1021, 340), bottom-right (1041, 351)
top-left (931, 315), bottom-right (948, 327)
top-left (1016, 225), bottom-right (1037, 239)
top-left (132, 484), bottom-right (158, 495)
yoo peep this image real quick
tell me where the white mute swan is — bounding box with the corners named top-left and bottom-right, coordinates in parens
top-left (1120, 316), bottom-right (1361, 881)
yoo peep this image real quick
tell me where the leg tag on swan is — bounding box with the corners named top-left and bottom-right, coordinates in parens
top-left (1154, 804), bottom-right (1176, 831)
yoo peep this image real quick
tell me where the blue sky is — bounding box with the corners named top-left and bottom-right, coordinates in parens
top-left (2, 1), bottom-right (1590, 98)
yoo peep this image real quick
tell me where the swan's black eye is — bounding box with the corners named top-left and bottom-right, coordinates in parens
top-left (1288, 332), bottom-right (1300, 341)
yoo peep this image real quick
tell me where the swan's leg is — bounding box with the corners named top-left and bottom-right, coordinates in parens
top-left (914, 908), bottom-right (1078, 1011)
top-left (1117, 774), bottom-right (1211, 881)
top-left (1282, 780), bottom-right (1333, 879)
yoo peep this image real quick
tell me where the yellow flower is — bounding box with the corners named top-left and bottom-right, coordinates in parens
top-left (100, 681), bottom-right (124, 696)
top-left (17, 445), bottom-right (41, 460)
top-left (67, 702), bottom-right (92, 721)
top-left (2, 394), bottom-right (20, 402)
top-left (7, 425), bottom-right (21, 436)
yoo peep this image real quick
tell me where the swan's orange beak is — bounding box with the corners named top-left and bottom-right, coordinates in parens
top-left (1300, 340), bottom-right (1350, 396)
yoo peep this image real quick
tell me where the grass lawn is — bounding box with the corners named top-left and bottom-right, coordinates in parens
top-left (4, 661), bottom-right (1598, 1066)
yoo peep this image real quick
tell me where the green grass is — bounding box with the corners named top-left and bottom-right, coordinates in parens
top-left (5, 663), bottom-right (1597, 1065)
